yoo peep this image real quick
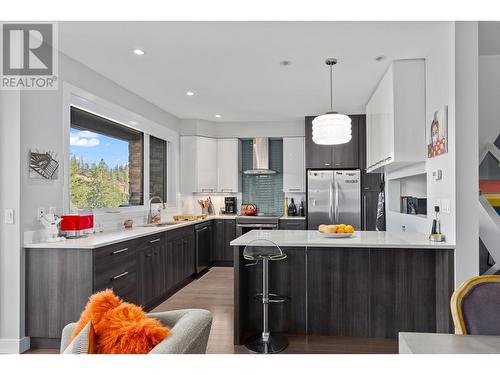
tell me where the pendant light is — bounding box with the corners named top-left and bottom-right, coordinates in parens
top-left (312, 58), bottom-right (352, 145)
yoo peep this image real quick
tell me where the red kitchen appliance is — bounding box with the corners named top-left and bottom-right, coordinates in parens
top-left (60, 214), bottom-right (94, 238)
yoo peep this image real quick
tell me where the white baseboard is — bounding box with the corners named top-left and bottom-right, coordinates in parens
top-left (0, 336), bottom-right (30, 353)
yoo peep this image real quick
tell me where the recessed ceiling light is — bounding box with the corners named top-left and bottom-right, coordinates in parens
top-left (133, 49), bottom-right (145, 56)
top-left (130, 120), bottom-right (138, 125)
top-left (186, 91), bottom-right (195, 96)
top-left (280, 60), bottom-right (292, 66)
top-left (375, 55), bottom-right (386, 62)
top-left (215, 114), bottom-right (221, 118)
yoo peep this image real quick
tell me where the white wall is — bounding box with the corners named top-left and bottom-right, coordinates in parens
top-left (454, 21), bottom-right (479, 285)
top-left (386, 22), bottom-right (457, 243)
top-left (424, 22), bottom-right (456, 244)
top-left (0, 91), bottom-right (29, 353)
top-left (179, 118), bottom-right (304, 138)
top-left (479, 55), bottom-right (500, 151)
top-left (214, 120), bottom-right (304, 138)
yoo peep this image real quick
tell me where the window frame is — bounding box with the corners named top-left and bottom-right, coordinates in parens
top-left (69, 106), bottom-right (146, 209)
top-left (62, 83), bottom-right (178, 215)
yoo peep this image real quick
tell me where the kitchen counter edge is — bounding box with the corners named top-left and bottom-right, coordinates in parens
top-left (25, 215), bottom-right (237, 250)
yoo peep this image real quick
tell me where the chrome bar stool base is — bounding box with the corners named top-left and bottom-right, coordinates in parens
top-left (245, 333), bottom-right (288, 354)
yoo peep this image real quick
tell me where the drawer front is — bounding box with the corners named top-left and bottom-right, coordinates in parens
top-left (94, 241), bottom-right (138, 271)
top-left (279, 220), bottom-right (306, 230)
top-left (94, 254), bottom-right (137, 291)
top-left (94, 268), bottom-right (138, 304)
top-left (167, 225), bottom-right (194, 241)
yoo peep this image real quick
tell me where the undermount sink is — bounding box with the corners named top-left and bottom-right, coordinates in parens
top-left (140, 222), bottom-right (177, 227)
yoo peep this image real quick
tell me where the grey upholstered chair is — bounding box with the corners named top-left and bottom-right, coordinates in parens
top-left (60, 309), bottom-right (213, 354)
top-left (450, 275), bottom-right (500, 335)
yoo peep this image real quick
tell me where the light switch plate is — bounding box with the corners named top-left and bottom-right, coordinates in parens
top-left (441, 199), bottom-right (451, 214)
top-left (4, 209), bottom-right (14, 224)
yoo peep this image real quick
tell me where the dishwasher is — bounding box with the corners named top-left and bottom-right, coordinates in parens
top-left (194, 222), bottom-right (212, 274)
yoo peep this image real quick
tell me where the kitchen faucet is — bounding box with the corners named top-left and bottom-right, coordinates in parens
top-left (148, 196), bottom-right (165, 224)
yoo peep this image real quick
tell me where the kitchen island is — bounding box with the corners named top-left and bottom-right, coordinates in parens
top-left (230, 230), bottom-right (455, 344)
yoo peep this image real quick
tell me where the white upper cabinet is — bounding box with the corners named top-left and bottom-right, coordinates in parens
top-left (365, 59), bottom-right (425, 173)
top-left (180, 136), bottom-right (217, 193)
top-left (283, 137), bottom-right (306, 193)
top-left (180, 136), bottom-right (240, 193)
top-left (217, 138), bottom-right (240, 193)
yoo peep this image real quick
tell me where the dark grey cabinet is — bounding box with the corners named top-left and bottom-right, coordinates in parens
top-left (307, 247), bottom-right (370, 336)
top-left (305, 247), bottom-right (454, 339)
top-left (278, 219), bottom-right (306, 230)
top-left (362, 191), bottom-right (380, 231)
top-left (223, 220), bottom-right (236, 262)
top-left (213, 219), bottom-right (236, 265)
top-left (238, 247), bottom-right (306, 335)
top-left (332, 114), bottom-right (361, 168)
top-left (26, 224), bottom-right (198, 348)
top-left (305, 115), bottom-right (363, 169)
top-left (138, 234), bottom-right (165, 307)
top-left (361, 171), bottom-right (383, 231)
top-left (166, 226), bottom-right (195, 291)
top-left (93, 240), bottom-right (140, 304)
top-left (213, 219), bottom-right (225, 262)
top-left (369, 249), bottom-right (439, 337)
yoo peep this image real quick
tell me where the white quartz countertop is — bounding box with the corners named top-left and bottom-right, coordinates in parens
top-left (25, 215), bottom-right (237, 249)
top-left (230, 230), bottom-right (454, 249)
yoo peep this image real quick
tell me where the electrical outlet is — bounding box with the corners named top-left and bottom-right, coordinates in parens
top-left (4, 209), bottom-right (14, 224)
top-left (37, 207), bottom-right (45, 220)
top-left (434, 199), bottom-right (441, 209)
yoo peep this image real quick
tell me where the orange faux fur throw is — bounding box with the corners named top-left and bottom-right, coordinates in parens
top-left (72, 289), bottom-right (171, 354)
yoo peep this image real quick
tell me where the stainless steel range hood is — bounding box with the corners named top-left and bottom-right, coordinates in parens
top-left (243, 138), bottom-right (277, 175)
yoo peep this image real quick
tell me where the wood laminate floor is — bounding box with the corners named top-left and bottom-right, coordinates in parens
top-left (26, 267), bottom-right (397, 354)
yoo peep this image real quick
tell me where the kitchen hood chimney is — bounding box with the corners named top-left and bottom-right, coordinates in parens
top-left (243, 138), bottom-right (277, 175)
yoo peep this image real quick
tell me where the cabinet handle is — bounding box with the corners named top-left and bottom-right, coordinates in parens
top-left (287, 188), bottom-right (302, 192)
top-left (111, 247), bottom-right (129, 255)
top-left (111, 271), bottom-right (129, 280)
top-left (149, 238), bottom-right (161, 244)
top-left (324, 163), bottom-right (331, 166)
top-left (201, 188), bottom-right (214, 192)
top-left (221, 188), bottom-right (232, 192)
top-left (363, 195), bottom-right (367, 230)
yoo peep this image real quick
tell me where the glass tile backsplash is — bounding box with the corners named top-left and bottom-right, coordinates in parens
top-left (241, 139), bottom-right (284, 215)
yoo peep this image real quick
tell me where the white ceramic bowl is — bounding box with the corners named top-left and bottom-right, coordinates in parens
top-left (317, 232), bottom-right (354, 238)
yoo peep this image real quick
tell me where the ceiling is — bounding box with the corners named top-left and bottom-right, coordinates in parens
top-left (59, 21), bottom-right (448, 122)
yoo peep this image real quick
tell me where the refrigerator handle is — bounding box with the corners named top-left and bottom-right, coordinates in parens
top-left (334, 178), bottom-right (339, 222)
top-left (329, 181), bottom-right (334, 223)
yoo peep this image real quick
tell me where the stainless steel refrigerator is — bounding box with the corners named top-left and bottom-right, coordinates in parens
top-left (307, 170), bottom-right (361, 230)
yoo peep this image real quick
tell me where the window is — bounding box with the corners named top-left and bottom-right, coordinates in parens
top-left (149, 135), bottom-right (168, 202)
top-left (69, 107), bottom-right (144, 209)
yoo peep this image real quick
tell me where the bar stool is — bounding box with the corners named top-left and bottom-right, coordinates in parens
top-left (243, 238), bottom-right (288, 354)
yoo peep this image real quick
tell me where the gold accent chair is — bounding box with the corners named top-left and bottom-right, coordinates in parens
top-left (450, 275), bottom-right (500, 335)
